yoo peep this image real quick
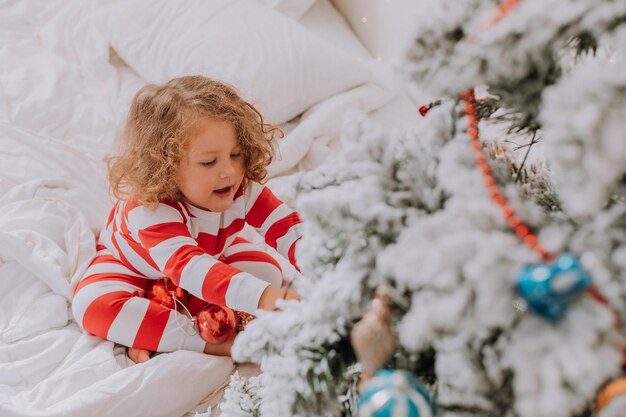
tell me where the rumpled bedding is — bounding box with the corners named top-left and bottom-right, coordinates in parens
top-left (0, 124), bottom-right (237, 417)
top-left (0, 1), bottom-right (398, 416)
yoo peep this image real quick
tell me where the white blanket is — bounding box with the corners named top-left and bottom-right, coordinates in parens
top-left (0, 124), bottom-right (237, 417)
top-left (0, 1), bottom-right (397, 415)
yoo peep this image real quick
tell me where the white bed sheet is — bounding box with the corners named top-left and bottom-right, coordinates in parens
top-left (0, 1), bottom-right (419, 416)
top-left (0, 124), bottom-right (236, 417)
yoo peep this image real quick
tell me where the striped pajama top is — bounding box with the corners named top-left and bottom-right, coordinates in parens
top-left (98, 181), bottom-right (303, 314)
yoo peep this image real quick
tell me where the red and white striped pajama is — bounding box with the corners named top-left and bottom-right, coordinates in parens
top-left (72, 182), bottom-right (303, 352)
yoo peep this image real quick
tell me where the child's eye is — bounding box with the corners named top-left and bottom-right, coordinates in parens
top-left (201, 160), bottom-right (216, 166)
top-left (231, 153), bottom-right (242, 158)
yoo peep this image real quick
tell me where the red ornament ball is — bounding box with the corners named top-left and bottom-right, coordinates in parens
top-left (147, 279), bottom-right (188, 310)
top-left (196, 304), bottom-right (238, 344)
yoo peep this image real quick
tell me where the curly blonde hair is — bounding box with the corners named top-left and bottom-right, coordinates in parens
top-left (108, 76), bottom-right (282, 207)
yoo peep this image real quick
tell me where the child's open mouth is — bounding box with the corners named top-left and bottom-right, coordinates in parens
top-left (214, 186), bottom-right (232, 197)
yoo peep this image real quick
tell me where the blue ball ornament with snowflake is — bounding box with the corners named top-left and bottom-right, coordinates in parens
top-left (517, 253), bottom-right (591, 320)
top-left (358, 370), bottom-right (436, 417)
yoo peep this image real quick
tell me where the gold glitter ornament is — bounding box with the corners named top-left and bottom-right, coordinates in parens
top-left (235, 310), bottom-right (256, 332)
top-left (350, 287), bottom-right (398, 390)
top-left (597, 377), bottom-right (626, 411)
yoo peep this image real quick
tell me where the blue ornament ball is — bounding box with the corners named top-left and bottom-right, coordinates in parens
top-left (358, 370), bottom-right (436, 417)
top-left (517, 253), bottom-right (591, 320)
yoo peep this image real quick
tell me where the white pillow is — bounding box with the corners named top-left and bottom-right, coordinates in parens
top-left (299, 0), bottom-right (372, 59)
top-left (257, 0), bottom-right (317, 20)
top-left (95, 0), bottom-right (372, 124)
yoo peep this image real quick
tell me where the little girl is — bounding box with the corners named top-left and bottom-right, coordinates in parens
top-left (72, 76), bottom-right (302, 363)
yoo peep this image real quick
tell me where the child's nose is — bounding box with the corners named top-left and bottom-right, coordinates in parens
top-left (220, 160), bottom-right (237, 179)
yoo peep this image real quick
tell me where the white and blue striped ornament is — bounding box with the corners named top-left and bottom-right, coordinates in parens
top-left (358, 370), bottom-right (436, 417)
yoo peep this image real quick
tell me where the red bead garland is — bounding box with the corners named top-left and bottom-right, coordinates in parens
top-left (462, 90), bottom-right (554, 263)
top-left (481, 0), bottom-right (625, 399)
top-left (462, 89), bottom-right (615, 311)
top-left (420, 1), bottom-right (612, 320)
top-left (491, 0), bottom-right (521, 24)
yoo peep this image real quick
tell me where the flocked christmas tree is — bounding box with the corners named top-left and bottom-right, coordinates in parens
top-left (220, 1), bottom-right (626, 416)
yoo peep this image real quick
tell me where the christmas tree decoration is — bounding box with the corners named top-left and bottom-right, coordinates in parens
top-left (462, 89), bottom-right (552, 262)
top-left (517, 253), bottom-right (591, 319)
top-left (405, 0), bottom-right (626, 132)
top-left (490, 0), bottom-right (520, 24)
top-left (228, 112), bottom-right (450, 417)
top-left (418, 100), bottom-right (442, 117)
top-left (351, 287), bottom-right (398, 388)
top-left (221, 1), bottom-right (626, 416)
top-left (464, 90), bottom-right (596, 320)
top-left (540, 57), bottom-right (626, 216)
top-left (147, 278), bottom-right (188, 310)
top-left (220, 372), bottom-right (263, 417)
top-left (234, 311), bottom-right (256, 333)
top-left (358, 370), bottom-right (436, 417)
top-left (196, 304), bottom-right (238, 344)
top-left (596, 377), bottom-right (626, 412)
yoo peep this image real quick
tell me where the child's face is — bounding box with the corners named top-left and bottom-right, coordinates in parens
top-left (178, 118), bottom-right (245, 212)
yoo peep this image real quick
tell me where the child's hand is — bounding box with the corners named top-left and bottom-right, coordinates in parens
top-left (203, 337), bottom-right (234, 357)
top-left (258, 285), bottom-right (301, 311)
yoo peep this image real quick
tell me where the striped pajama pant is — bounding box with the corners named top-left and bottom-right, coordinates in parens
top-left (72, 237), bottom-right (285, 353)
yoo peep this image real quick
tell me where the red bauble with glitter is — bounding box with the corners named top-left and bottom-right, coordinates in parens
top-left (196, 304), bottom-right (238, 344)
top-left (147, 279), bottom-right (188, 310)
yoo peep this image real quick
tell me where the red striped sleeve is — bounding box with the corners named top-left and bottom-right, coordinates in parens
top-left (162, 245), bottom-right (205, 286)
top-left (138, 222), bottom-right (192, 250)
top-left (118, 200), bottom-right (266, 309)
top-left (124, 238), bottom-right (161, 271)
top-left (109, 232), bottom-right (145, 277)
top-left (288, 237), bottom-right (300, 269)
top-left (201, 263), bottom-right (240, 306)
top-left (244, 185), bottom-right (303, 267)
top-left (222, 249), bottom-right (282, 271)
top-left (123, 203), bottom-right (197, 277)
top-left (105, 203), bottom-right (117, 228)
top-left (264, 212), bottom-right (302, 249)
top-left (246, 187), bottom-right (283, 228)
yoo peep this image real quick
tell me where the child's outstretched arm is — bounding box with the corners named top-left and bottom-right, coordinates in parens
top-left (121, 201), bottom-right (277, 314)
top-left (258, 285), bottom-right (301, 310)
top-left (244, 183), bottom-right (303, 270)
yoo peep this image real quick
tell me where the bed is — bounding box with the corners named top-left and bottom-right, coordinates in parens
top-left (0, 1), bottom-right (422, 416)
